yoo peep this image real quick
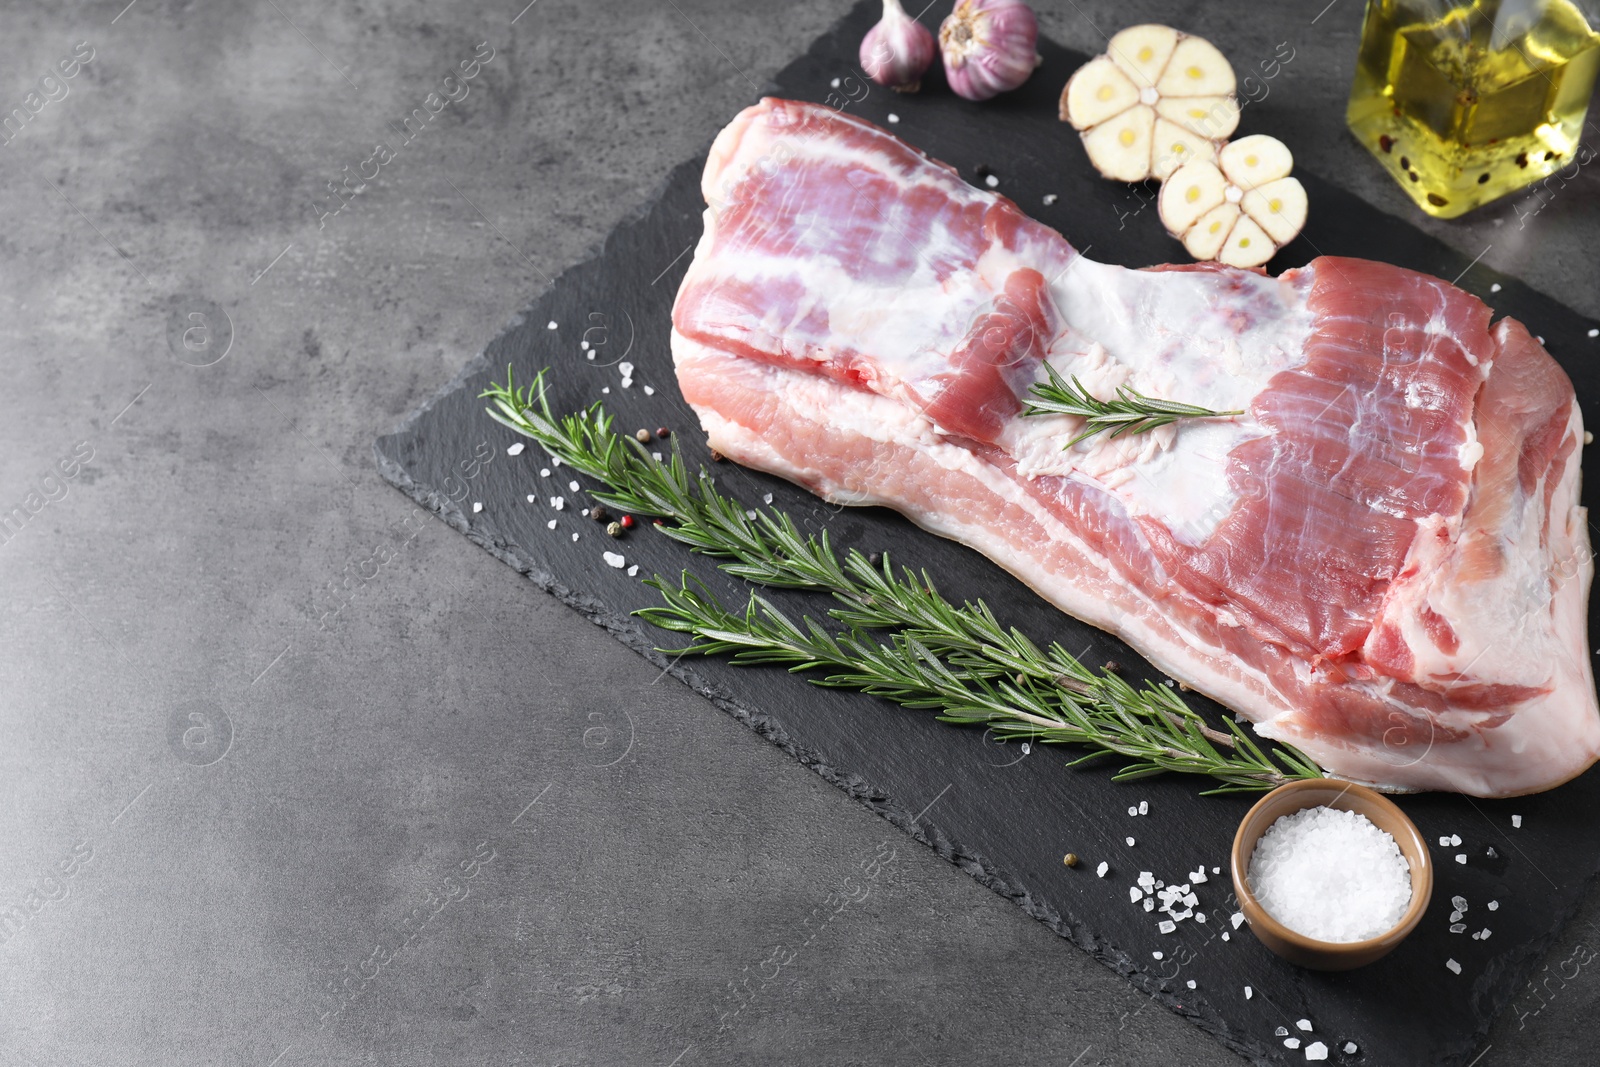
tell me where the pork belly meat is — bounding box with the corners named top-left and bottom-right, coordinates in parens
top-left (670, 97), bottom-right (1598, 797)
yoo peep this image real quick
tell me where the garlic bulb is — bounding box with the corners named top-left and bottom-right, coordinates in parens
top-left (861, 0), bottom-right (937, 92)
top-left (1158, 134), bottom-right (1307, 268)
top-left (939, 0), bottom-right (1041, 102)
top-left (1060, 24), bottom-right (1239, 182)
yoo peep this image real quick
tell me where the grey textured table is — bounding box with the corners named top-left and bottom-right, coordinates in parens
top-left (2, 2), bottom-right (1597, 1065)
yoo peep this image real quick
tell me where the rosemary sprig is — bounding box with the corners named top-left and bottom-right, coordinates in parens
top-left (1023, 362), bottom-right (1243, 447)
top-left (480, 367), bottom-right (1320, 792)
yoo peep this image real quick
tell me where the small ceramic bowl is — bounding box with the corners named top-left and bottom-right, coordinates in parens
top-left (1230, 778), bottom-right (1432, 971)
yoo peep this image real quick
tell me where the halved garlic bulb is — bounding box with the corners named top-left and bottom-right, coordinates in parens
top-left (1060, 24), bottom-right (1239, 182)
top-left (1158, 134), bottom-right (1307, 268)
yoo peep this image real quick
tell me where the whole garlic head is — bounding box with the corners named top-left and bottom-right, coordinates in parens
top-left (1060, 24), bottom-right (1240, 182)
top-left (939, 0), bottom-right (1042, 102)
top-left (1158, 134), bottom-right (1307, 268)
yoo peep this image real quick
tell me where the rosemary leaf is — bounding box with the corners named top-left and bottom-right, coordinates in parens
top-left (1023, 362), bottom-right (1243, 447)
top-left (482, 367), bottom-right (1319, 793)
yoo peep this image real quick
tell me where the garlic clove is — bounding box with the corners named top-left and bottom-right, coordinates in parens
top-left (1106, 24), bottom-right (1180, 90)
top-left (1183, 203), bottom-right (1240, 261)
top-left (861, 0), bottom-right (937, 92)
top-left (1241, 176), bottom-right (1308, 245)
top-left (1151, 117), bottom-right (1218, 181)
top-left (1159, 159), bottom-right (1228, 233)
top-left (1156, 35), bottom-right (1237, 97)
top-left (1219, 134), bottom-right (1295, 189)
top-left (1217, 213), bottom-right (1275, 269)
top-left (1081, 103), bottom-right (1156, 183)
top-left (1156, 94), bottom-right (1239, 141)
top-left (1062, 55), bottom-right (1140, 130)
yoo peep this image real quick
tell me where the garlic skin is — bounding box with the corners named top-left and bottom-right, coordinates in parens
top-left (861, 0), bottom-right (937, 92)
top-left (939, 0), bottom-right (1041, 102)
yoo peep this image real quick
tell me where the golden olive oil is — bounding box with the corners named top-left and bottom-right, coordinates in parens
top-left (1347, 0), bottom-right (1600, 217)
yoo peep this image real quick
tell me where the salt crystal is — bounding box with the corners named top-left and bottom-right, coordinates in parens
top-left (1139, 800), bottom-right (1149, 815)
top-left (552, 456), bottom-right (561, 466)
top-left (1452, 895), bottom-right (1468, 912)
top-left (1488, 900), bottom-right (1499, 911)
top-left (643, 385), bottom-right (655, 396)
top-left (1275, 1027), bottom-right (1289, 1037)
top-left (1449, 909), bottom-right (1463, 922)
top-left (1186, 979), bottom-right (1196, 989)
top-left (1438, 836), bottom-right (1451, 847)
top-left (1244, 985), bottom-right (1252, 999)
top-left (627, 565), bottom-right (638, 576)
top-left (984, 174), bottom-right (999, 188)
top-left (1296, 1019), bottom-right (1313, 1032)
top-left (1192, 868), bottom-right (1208, 884)
top-left (540, 468), bottom-right (550, 477)
top-left (507, 442), bottom-right (525, 456)
top-left (1284, 1038), bottom-right (1301, 1050)
top-left (546, 519), bottom-right (557, 530)
top-left (1512, 815), bottom-right (1522, 828)
top-left (1490, 283), bottom-right (1502, 293)
top-left (1043, 193), bottom-right (1058, 205)
top-left (1158, 920), bottom-right (1176, 934)
top-left (551, 496), bottom-right (564, 510)
top-left (1446, 958), bottom-right (1462, 974)
top-left (586, 352), bottom-right (596, 361)
top-left (887, 113), bottom-right (900, 124)
top-left (603, 551), bottom-right (625, 569)
top-left (546, 320), bottom-right (558, 330)
top-left (601, 386), bottom-right (609, 393)
top-left (1128, 806), bottom-right (1138, 817)
top-left (620, 378), bottom-right (633, 389)
top-left (1152, 950), bottom-right (1163, 960)
top-left (1343, 1043), bottom-right (1358, 1054)
top-left (1450, 923), bottom-right (1466, 933)
top-left (619, 361), bottom-right (634, 377)
top-left (1096, 861), bottom-right (1108, 878)
top-left (1143, 898), bottom-right (1154, 912)
top-left (1231, 912), bottom-right (1245, 930)
top-left (1590, 328), bottom-right (1599, 338)
top-left (526, 494), bottom-right (536, 503)
top-left (1246, 805), bottom-right (1412, 942)
top-left (1138, 872), bottom-right (1154, 886)
top-left (1471, 931), bottom-right (1482, 940)
top-left (571, 532), bottom-right (579, 542)
top-left (1305, 1041), bottom-right (1328, 1061)
top-left (745, 510), bottom-right (757, 520)
top-left (1126, 836), bottom-right (1136, 847)
top-left (1449, 834), bottom-right (1462, 846)
top-left (580, 341), bottom-right (589, 351)
top-left (653, 452), bottom-right (663, 461)
top-left (569, 480), bottom-right (580, 492)
top-left (1212, 866), bottom-right (1220, 875)
top-left (1486, 846), bottom-right (1498, 858)
top-left (1130, 886), bottom-right (1143, 903)
top-left (1195, 912), bottom-right (1207, 923)
top-left (763, 493), bottom-right (773, 505)
top-left (1221, 931), bottom-right (1229, 940)
top-left (472, 502), bottom-right (483, 513)
top-left (1481, 928), bottom-right (1492, 939)
top-left (1455, 854), bottom-right (1467, 864)
top-left (1538, 336), bottom-right (1545, 344)
top-left (831, 78), bottom-right (840, 88)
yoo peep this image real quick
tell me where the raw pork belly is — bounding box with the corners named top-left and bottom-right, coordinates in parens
top-left (670, 97), bottom-right (1598, 797)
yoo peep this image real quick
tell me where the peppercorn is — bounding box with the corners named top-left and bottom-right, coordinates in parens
top-left (657, 427), bottom-right (671, 439)
top-left (710, 449), bottom-right (725, 462)
top-left (1103, 660), bottom-right (1122, 674)
top-left (1063, 853), bottom-right (1079, 868)
top-left (867, 551), bottom-right (882, 567)
top-left (635, 428), bottom-right (652, 443)
top-left (619, 515), bottom-right (635, 529)
top-left (606, 521), bottom-right (623, 538)
top-left (589, 504), bottom-right (610, 523)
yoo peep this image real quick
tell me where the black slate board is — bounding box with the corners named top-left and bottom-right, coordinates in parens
top-left (375, 4), bottom-right (1600, 1064)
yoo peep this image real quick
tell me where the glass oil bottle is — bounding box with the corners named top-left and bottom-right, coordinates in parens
top-left (1346, 0), bottom-right (1600, 218)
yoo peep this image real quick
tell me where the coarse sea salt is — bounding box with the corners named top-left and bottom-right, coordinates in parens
top-left (1247, 806), bottom-right (1411, 942)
